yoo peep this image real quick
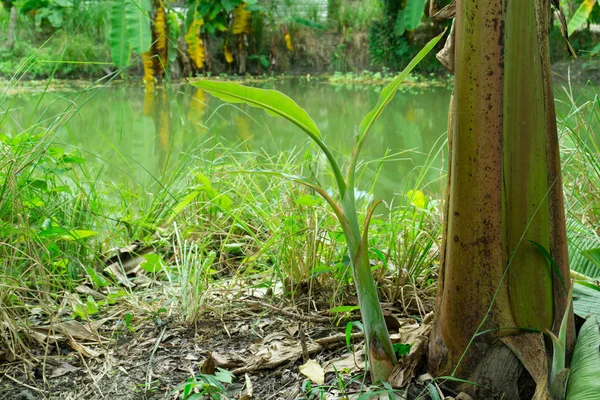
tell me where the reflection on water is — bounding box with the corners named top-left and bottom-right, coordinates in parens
top-left (1, 79), bottom-right (453, 202)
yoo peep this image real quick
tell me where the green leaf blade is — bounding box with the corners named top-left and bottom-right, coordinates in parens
top-left (110, 0), bottom-right (131, 66)
top-left (573, 282), bottom-right (600, 318)
top-left (394, 10), bottom-right (406, 36)
top-left (189, 80), bottom-right (348, 195)
top-left (190, 80), bottom-right (322, 141)
top-left (125, 0), bottom-right (152, 54)
top-left (567, 0), bottom-right (598, 36)
top-left (404, 0), bottom-right (427, 31)
top-left (357, 30), bottom-right (444, 144)
top-left (566, 315), bottom-right (600, 399)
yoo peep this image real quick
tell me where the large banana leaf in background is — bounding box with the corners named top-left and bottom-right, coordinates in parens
top-left (110, 0), bottom-right (130, 66)
top-left (573, 283), bottom-right (600, 318)
top-left (404, 0), bottom-right (427, 30)
top-left (568, 221), bottom-right (600, 279)
top-left (166, 11), bottom-right (180, 72)
top-left (567, 221), bottom-right (600, 318)
top-left (125, 0), bottom-right (152, 54)
top-left (567, 0), bottom-right (598, 36)
top-left (566, 315), bottom-right (600, 399)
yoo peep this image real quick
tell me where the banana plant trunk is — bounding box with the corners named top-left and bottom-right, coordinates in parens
top-left (428, 0), bottom-right (574, 397)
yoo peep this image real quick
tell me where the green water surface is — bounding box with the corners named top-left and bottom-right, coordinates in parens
top-left (1, 79), bottom-right (453, 203)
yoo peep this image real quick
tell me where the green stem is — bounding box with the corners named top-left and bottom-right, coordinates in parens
top-left (341, 199), bottom-right (397, 382)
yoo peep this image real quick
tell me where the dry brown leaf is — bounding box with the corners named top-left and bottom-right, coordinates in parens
top-left (75, 285), bottom-right (106, 300)
top-left (104, 263), bottom-right (135, 287)
top-left (50, 363), bottom-right (80, 378)
top-left (201, 352), bottom-right (216, 375)
top-left (232, 331), bottom-right (322, 374)
top-left (69, 338), bottom-right (102, 358)
top-left (211, 351), bottom-right (245, 369)
top-left (437, 20), bottom-right (456, 74)
top-left (239, 373), bottom-right (253, 400)
top-left (32, 320), bottom-right (96, 341)
top-left (285, 323), bottom-right (299, 337)
top-left (299, 359), bottom-right (324, 385)
top-left (388, 320), bottom-right (432, 388)
top-left (323, 349), bottom-right (364, 374)
top-left (432, 1), bottom-right (456, 20)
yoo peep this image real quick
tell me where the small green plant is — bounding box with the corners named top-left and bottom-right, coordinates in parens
top-left (173, 368), bottom-right (234, 400)
top-left (301, 380), bottom-right (326, 400)
top-left (190, 32), bottom-right (444, 382)
top-left (19, 0), bottom-right (74, 29)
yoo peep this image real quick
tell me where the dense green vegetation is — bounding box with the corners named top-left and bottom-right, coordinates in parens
top-left (1, 1), bottom-right (600, 399)
top-left (0, 0), bottom-right (599, 80)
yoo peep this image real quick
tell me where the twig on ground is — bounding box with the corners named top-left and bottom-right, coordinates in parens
top-left (316, 332), bottom-right (365, 348)
top-left (299, 325), bottom-right (309, 363)
top-left (241, 299), bottom-right (331, 323)
top-left (3, 374), bottom-right (49, 397)
top-left (75, 343), bottom-right (105, 399)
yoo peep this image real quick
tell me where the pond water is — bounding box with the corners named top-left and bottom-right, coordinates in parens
top-left (1, 78), bottom-right (587, 204)
top-left (1, 79), bottom-right (453, 203)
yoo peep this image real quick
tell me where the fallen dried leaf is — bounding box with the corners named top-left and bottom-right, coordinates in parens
top-left (285, 323), bottom-right (299, 336)
top-left (201, 352), bottom-right (216, 375)
top-left (32, 320), bottom-right (96, 342)
top-left (50, 363), bottom-right (80, 378)
top-left (388, 319), bottom-right (432, 388)
top-left (211, 351), bottom-right (245, 369)
top-left (75, 285), bottom-right (106, 300)
top-left (69, 339), bottom-right (102, 358)
top-left (299, 359), bottom-right (324, 385)
top-left (239, 373), bottom-right (253, 400)
top-left (323, 349), bottom-right (364, 374)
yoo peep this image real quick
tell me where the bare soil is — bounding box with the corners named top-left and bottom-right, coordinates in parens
top-left (0, 293), bottom-right (439, 400)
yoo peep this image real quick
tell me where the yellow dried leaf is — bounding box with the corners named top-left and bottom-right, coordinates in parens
top-left (154, 4), bottom-right (167, 63)
top-left (284, 33), bottom-right (294, 52)
top-left (185, 17), bottom-right (205, 69)
top-left (144, 82), bottom-right (155, 115)
top-left (299, 359), bottom-right (324, 385)
top-left (232, 3), bottom-right (251, 35)
top-left (224, 40), bottom-right (234, 64)
top-left (142, 51), bottom-right (155, 84)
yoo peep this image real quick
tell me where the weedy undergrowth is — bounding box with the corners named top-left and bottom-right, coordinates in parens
top-left (191, 31), bottom-right (445, 383)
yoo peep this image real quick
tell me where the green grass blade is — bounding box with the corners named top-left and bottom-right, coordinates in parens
top-left (225, 169), bottom-right (351, 235)
top-left (529, 239), bottom-right (568, 294)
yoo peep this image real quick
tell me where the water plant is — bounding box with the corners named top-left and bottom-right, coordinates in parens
top-left (190, 32), bottom-right (444, 382)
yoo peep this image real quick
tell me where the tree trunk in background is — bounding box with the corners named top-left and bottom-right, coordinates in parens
top-left (428, 0), bottom-right (574, 397)
top-left (7, 5), bottom-right (17, 49)
top-left (237, 34), bottom-right (247, 75)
